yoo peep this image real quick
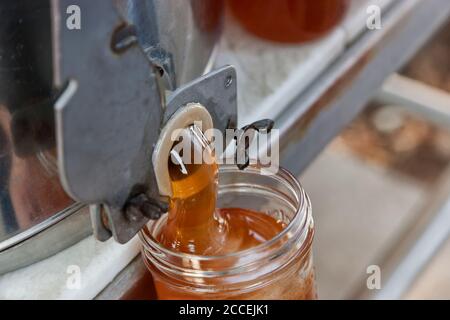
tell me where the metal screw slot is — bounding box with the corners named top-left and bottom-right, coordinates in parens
top-left (225, 75), bottom-right (233, 88)
top-left (111, 23), bottom-right (138, 54)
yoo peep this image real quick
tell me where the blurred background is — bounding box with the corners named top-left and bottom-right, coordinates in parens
top-left (302, 21), bottom-right (450, 299)
top-left (214, 0), bottom-right (450, 299)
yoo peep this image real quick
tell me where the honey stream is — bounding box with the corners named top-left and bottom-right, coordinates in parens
top-left (157, 129), bottom-right (284, 255)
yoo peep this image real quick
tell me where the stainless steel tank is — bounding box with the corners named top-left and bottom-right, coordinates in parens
top-left (0, 0), bottom-right (224, 273)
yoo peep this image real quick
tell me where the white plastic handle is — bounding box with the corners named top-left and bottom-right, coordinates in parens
top-left (152, 103), bottom-right (213, 197)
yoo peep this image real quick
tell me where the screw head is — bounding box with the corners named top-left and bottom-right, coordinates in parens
top-left (225, 75), bottom-right (233, 88)
top-left (124, 193), bottom-right (168, 222)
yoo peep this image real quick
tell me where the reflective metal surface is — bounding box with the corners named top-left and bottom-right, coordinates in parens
top-left (0, 0), bottom-right (74, 250)
top-left (0, 203), bottom-right (91, 275)
top-left (0, 0), bottom-right (224, 271)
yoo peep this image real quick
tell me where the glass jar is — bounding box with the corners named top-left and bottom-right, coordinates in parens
top-left (228, 0), bottom-right (349, 43)
top-left (140, 164), bottom-right (316, 299)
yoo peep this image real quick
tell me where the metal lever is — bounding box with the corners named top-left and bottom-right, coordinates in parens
top-left (52, 0), bottom-right (238, 244)
top-left (234, 119), bottom-right (275, 170)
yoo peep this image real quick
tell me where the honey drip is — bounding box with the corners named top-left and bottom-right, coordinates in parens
top-left (158, 138), bottom-right (284, 255)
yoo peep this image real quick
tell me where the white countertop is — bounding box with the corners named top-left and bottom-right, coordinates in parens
top-left (0, 0), bottom-right (393, 300)
top-left (0, 235), bottom-right (140, 300)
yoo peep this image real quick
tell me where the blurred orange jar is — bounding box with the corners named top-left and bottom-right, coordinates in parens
top-left (228, 0), bottom-right (349, 43)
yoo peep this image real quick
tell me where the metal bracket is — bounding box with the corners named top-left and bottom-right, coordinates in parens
top-left (165, 65), bottom-right (238, 132)
top-left (53, 0), bottom-right (164, 243)
top-left (52, 1), bottom-right (238, 244)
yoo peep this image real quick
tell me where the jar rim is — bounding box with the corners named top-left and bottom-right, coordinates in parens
top-left (139, 164), bottom-right (311, 263)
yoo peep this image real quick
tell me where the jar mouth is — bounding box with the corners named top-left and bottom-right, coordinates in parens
top-left (139, 164), bottom-right (312, 265)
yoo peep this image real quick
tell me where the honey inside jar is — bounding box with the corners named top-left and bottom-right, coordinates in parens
top-left (143, 127), bottom-right (316, 300)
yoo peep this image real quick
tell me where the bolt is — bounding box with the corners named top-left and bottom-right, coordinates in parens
top-left (155, 66), bottom-right (165, 77)
top-left (124, 193), bottom-right (168, 222)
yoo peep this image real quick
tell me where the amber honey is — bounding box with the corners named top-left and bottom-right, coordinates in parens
top-left (158, 157), bottom-right (286, 256)
top-left (141, 128), bottom-right (316, 300)
top-left (228, 0), bottom-right (349, 43)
